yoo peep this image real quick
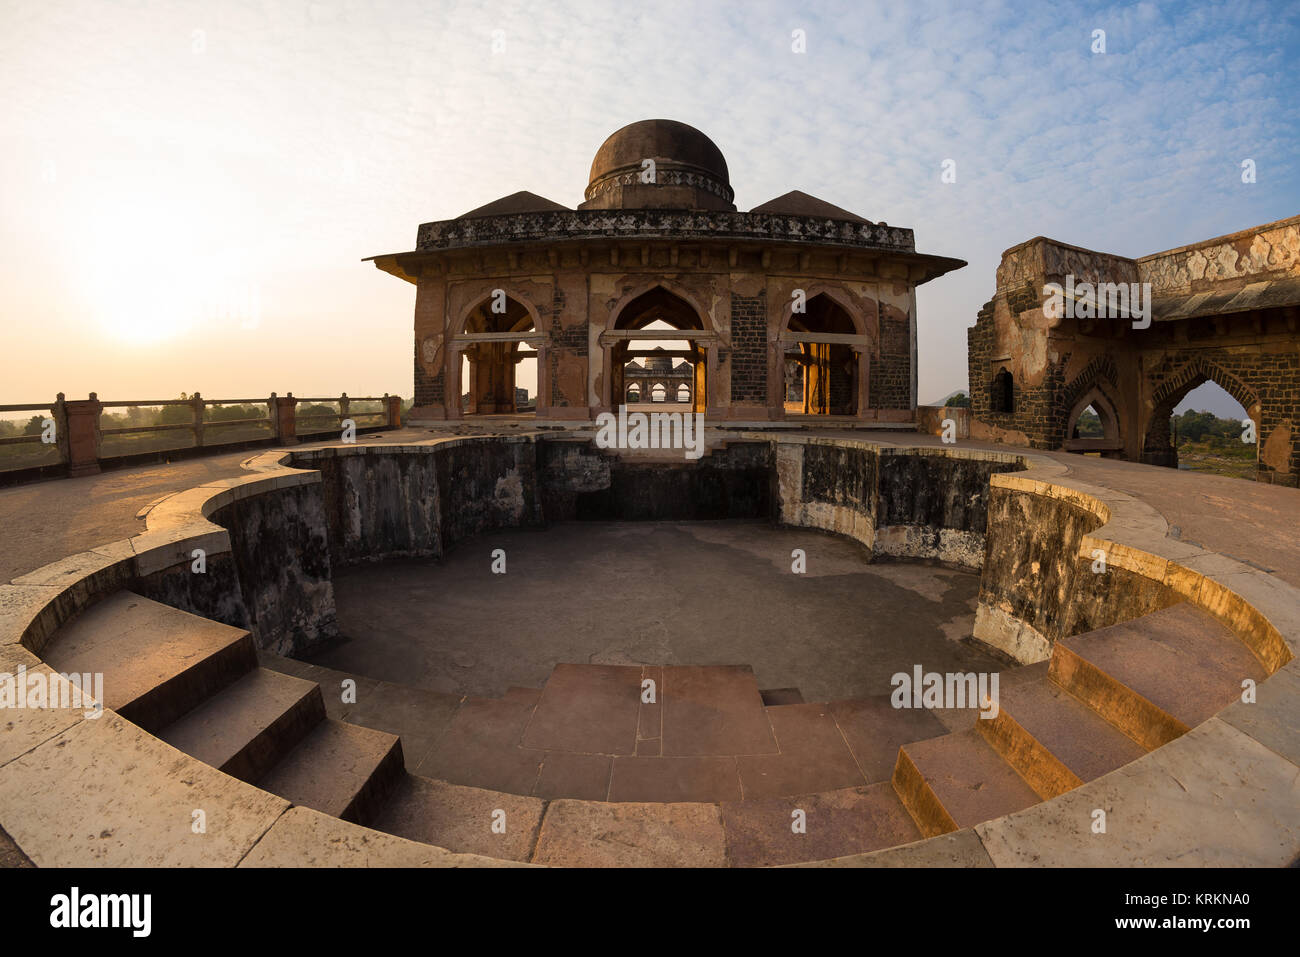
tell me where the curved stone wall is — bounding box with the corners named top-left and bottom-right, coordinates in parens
top-left (2, 433), bottom-right (1296, 867)
top-left (772, 436), bottom-right (1024, 570)
top-left (974, 477), bottom-right (1177, 662)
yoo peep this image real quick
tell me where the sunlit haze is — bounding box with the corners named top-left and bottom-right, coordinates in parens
top-left (3, 0), bottom-right (1297, 417)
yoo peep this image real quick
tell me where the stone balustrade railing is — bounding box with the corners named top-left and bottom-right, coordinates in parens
top-left (0, 392), bottom-right (404, 483)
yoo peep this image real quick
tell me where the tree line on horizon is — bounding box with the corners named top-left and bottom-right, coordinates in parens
top-left (0, 393), bottom-right (401, 439)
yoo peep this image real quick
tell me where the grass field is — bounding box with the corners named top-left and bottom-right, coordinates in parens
top-left (1176, 439), bottom-right (1259, 480)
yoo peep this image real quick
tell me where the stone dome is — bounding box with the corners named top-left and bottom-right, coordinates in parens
top-left (579, 119), bottom-right (735, 211)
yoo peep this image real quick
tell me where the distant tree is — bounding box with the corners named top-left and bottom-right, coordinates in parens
top-left (945, 392), bottom-right (970, 408)
top-left (157, 393), bottom-right (195, 426)
top-left (206, 404), bottom-right (262, 423)
top-left (1173, 409), bottom-right (1247, 447)
top-left (1074, 409), bottom-right (1103, 438)
top-left (298, 403), bottom-right (338, 418)
top-left (22, 414), bottom-right (45, 435)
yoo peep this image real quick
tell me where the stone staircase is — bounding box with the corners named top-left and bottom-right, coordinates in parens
top-left (893, 603), bottom-right (1265, 837)
top-left (38, 591), bottom-right (1269, 866)
top-left (47, 592), bottom-right (405, 827)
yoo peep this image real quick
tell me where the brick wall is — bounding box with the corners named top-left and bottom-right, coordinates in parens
top-left (730, 291), bottom-right (767, 403)
top-left (414, 344), bottom-right (444, 405)
top-left (870, 315), bottom-right (912, 410)
top-left (548, 283), bottom-right (590, 408)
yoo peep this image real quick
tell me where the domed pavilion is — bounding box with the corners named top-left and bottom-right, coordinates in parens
top-left (367, 119), bottom-right (965, 424)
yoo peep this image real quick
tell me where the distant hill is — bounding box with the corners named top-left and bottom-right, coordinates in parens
top-left (926, 389), bottom-right (969, 407)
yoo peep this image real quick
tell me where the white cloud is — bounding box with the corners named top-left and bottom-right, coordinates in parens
top-left (0, 0), bottom-right (1296, 402)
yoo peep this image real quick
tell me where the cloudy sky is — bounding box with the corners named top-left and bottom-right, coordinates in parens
top-left (2, 0), bottom-right (1297, 416)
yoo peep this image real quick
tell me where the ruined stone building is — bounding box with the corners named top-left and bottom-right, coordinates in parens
top-left (368, 119), bottom-right (964, 424)
top-left (968, 215), bottom-right (1300, 484)
top-left (623, 347), bottom-right (693, 404)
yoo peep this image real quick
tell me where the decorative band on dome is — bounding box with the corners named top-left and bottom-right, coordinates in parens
top-left (583, 166), bottom-right (735, 204)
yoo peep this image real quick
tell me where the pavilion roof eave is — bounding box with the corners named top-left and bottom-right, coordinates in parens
top-left (366, 246), bottom-right (966, 286)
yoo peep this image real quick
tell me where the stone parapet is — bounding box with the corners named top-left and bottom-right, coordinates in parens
top-left (415, 209), bottom-right (918, 253)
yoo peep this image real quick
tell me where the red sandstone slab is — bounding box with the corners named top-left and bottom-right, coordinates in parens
top-left (828, 695), bottom-right (950, 782)
top-left (520, 664), bottom-right (642, 755)
top-left (1061, 604), bottom-right (1266, 728)
top-left (374, 775), bottom-right (544, 862)
top-left (639, 665), bottom-right (663, 741)
top-left (337, 680), bottom-right (464, 773)
top-left (533, 750), bottom-right (612, 801)
top-left (415, 692), bottom-right (544, 795)
top-left (721, 783), bottom-right (921, 867)
top-left (609, 755), bottom-right (743, 803)
top-left (998, 677), bottom-right (1146, 781)
top-left (737, 704), bottom-right (866, 799)
top-left (660, 665), bottom-right (777, 756)
top-left (901, 729), bottom-right (1040, 829)
top-left (532, 800), bottom-right (727, 867)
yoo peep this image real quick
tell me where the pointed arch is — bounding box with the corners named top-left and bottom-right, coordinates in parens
top-left (1142, 357), bottom-right (1260, 469)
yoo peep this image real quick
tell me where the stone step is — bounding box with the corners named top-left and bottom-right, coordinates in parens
top-left (42, 590), bottom-right (256, 733)
top-left (826, 694), bottom-right (951, 783)
top-left (256, 719), bottom-right (404, 825)
top-left (893, 728), bottom-right (1040, 837)
top-left (373, 774), bottom-right (545, 863)
top-left (659, 665), bottom-right (777, 756)
top-left (417, 690), bottom-right (544, 794)
top-left (1050, 603), bottom-right (1266, 751)
top-left (721, 782), bottom-right (921, 867)
top-left (976, 675), bottom-right (1147, 799)
top-left (156, 668), bottom-right (325, 783)
top-left (521, 664), bottom-right (642, 754)
top-left (759, 687), bottom-right (804, 706)
top-left (737, 703), bottom-right (866, 799)
top-left (531, 799), bottom-right (728, 867)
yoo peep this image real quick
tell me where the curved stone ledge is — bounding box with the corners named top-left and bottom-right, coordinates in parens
top-left (1, 433), bottom-right (1296, 868)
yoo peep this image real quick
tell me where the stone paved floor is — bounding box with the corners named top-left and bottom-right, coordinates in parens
top-left (319, 522), bottom-right (993, 701)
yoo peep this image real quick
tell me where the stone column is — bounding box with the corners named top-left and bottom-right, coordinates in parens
top-left (63, 393), bottom-right (102, 477)
top-left (855, 347), bottom-right (870, 418)
top-left (384, 394), bottom-right (402, 429)
top-left (273, 393), bottom-right (299, 445)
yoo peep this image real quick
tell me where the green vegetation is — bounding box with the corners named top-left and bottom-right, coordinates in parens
top-left (1074, 408), bottom-right (1103, 438)
top-left (1, 394), bottom-right (400, 472)
top-left (0, 415), bottom-right (48, 438)
top-left (1172, 409), bottom-right (1256, 480)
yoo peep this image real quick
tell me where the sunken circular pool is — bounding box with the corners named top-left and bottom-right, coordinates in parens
top-left (316, 520), bottom-right (996, 700)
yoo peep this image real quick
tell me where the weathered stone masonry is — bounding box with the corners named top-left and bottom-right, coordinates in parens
top-left (968, 215), bottom-right (1300, 483)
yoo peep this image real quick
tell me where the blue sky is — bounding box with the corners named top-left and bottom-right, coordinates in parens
top-left (1, 0), bottom-right (1296, 416)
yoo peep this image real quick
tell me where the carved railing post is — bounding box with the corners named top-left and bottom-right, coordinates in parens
top-left (192, 392), bottom-right (206, 448)
top-left (274, 392), bottom-right (299, 445)
top-left (64, 392), bottom-right (103, 477)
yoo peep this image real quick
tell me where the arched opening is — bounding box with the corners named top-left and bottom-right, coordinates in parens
top-left (458, 293), bottom-right (539, 416)
top-left (783, 294), bottom-right (859, 416)
top-left (609, 287), bottom-right (706, 414)
top-left (1073, 405), bottom-right (1103, 438)
top-left (990, 368), bottom-right (1015, 414)
top-left (1063, 387), bottom-right (1122, 457)
top-left (1148, 378), bottom-right (1258, 478)
top-left (626, 384), bottom-right (641, 404)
